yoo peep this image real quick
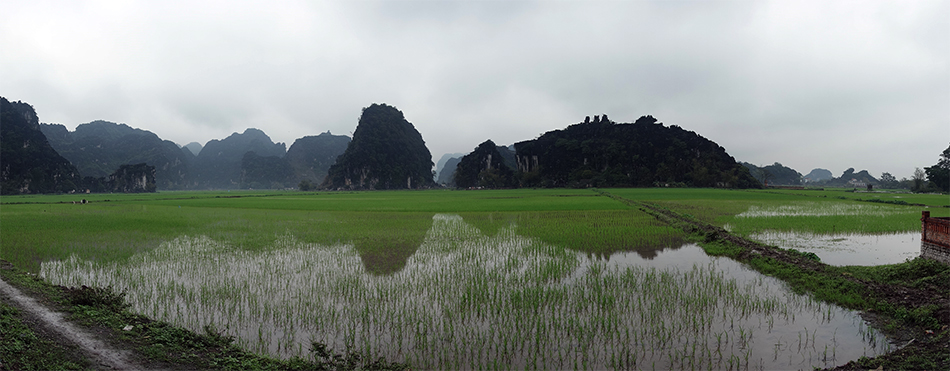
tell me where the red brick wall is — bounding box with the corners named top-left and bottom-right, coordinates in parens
top-left (921, 211), bottom-right (950, 249)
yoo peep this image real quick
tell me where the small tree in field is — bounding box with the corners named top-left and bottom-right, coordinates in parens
top-left (912, 167), bottom-right (927, 192)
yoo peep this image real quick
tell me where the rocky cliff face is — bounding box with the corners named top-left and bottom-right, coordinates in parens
top-left (1, 97), bottom-right (82, 194)
top-left (454, 140), bottom-right (517, 189)
top-left (108, 163), bottom-right (156, 193)
top-left (322, 104), bottom-right (434, 190)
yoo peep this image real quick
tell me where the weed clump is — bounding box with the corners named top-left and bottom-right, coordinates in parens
top-left (67, 285), bottom-right (129, 311)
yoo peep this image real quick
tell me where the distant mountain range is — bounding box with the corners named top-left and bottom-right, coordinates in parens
top-left (41, 120), bottom-right (193, 189)
top-left (34, 117), bottom-right (350, 191)
top-left (10, 95), bottom-right (908, 194)
top-left (2, 98), bottom-right (157, 194)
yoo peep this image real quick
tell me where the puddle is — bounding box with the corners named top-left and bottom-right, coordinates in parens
top-left (750, 231), bottom-right (920, 266)
top-left (41, 214), bottom-right (893, 370)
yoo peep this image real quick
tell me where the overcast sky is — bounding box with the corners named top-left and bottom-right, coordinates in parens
top-left (3, 0), bottom-right (947, 179)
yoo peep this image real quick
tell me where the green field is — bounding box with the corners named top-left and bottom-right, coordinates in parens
top-left (2, 188), bottom-right (946, 369)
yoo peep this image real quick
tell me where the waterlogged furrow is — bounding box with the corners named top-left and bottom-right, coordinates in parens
top-left (41, 214), bottom-right (891, 370)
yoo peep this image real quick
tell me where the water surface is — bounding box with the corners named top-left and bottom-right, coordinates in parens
top-left (42, 214), bottom-right (893, 369)
top-left (750, 231), bottom-right (920, 266)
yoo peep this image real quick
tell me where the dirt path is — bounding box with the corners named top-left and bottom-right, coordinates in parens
top-left (0, 276), bottom-right (153, 371)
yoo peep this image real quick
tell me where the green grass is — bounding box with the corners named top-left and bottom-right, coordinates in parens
top-left (5, 188), bottom-right (944, 273)
top-left (0, 300), bottom-right (91, 370)
top-left (607, 188), bottom-right (947, 235)
top-left (754, 187), bottom-right (950, 208)
top-left (1, 189), bottom-right (636, 273)
top-left (513, 210), bottom-right (684, 257)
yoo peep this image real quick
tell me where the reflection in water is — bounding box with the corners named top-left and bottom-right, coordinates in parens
top-left (41, 214), bottom-right (893, 369)
top-left (351, 214), bottom-right (433, 275)
top-left (751, 231), bottom-right (920, 266)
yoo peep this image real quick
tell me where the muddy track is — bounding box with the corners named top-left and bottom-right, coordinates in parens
top-left (0, 276), bottom-right (155, 371)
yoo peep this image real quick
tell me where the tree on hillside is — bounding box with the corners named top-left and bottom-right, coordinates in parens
top-left (924, 144), bottom-right (950, 192)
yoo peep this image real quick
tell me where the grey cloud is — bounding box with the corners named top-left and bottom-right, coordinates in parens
top-left (1, 0), bottom-right (945, 179)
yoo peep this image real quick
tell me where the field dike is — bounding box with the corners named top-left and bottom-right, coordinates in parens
top-left (0, 271), bottom-right (143, 370)
top-left (595, 190), bottom-right (949, 370)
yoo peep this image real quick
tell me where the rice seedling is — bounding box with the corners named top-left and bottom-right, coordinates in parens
top-left (41, 213), bottom-right (891, 369)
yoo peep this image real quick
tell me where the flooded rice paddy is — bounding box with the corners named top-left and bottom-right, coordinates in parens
top-left (750, 231), bottom-right (920, 266)
top-left (41, 214), bottom-right (892, 370)
top-left (732, 202), bottom-right (923, 266)
top-left (735, 202), bottom-right (910, 218)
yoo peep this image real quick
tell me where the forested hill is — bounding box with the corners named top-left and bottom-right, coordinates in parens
top-left (453, 140), bottom-right (517, 189)
top-left (741, 162), bottom-right (803, 186)
top-left (285, 132), bottom-right (350, 186)
top-left (40, 121), bottom-right (193, 189)
top-left (513, 115), bottom-right (760, 188)
top-left (323, 104), bottom-right (434, 190)
top-left (192, 128), bottom-right (286, 189)
top-left (1, 97), bottom-right (82, 194)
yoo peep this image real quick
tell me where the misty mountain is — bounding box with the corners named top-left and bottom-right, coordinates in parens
top-left (437, 157), bottom-right (461, 186)
top-left (40, 120), bottom-right (193, 190)
top-left (741, 162), bottom-right (803, 186)
top-left (1, 97), bottom-right (83, 194)
top-left (454, 140), bottom-right (518, 189)
top-left (323, 104), bottom-right (434, 190)
top-left (803, 168), bottom-right (833, 182)
top-left (192, 128), bottom-right (286, 189)
top-left (183, 142), bottom-right (203, 156)
top-left (825, 168), bottom-right (879, 187)
top-left (514, 115), bottom-right (760, 188)
top-left (435, 152), bottom-right (465, 181)
top-left (285, 132), bottom-right (351, 185)
top-left (241, 152), bottom-right (294, 189)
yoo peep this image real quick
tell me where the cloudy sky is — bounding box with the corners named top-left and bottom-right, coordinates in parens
top-left (3, 0), bottom-right (947, 179)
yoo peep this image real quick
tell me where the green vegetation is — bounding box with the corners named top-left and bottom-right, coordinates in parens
top-left (0, 300), bottom-right (91, 370)
top-left (514, 210), bottom-right (683, 257)
top-left (2, 187), bottom-right (947, 369)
